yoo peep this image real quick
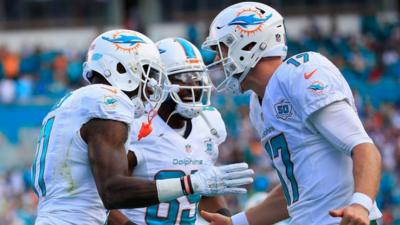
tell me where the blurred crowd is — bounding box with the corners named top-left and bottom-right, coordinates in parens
top-left (1, 16), bottom-right (400, 225)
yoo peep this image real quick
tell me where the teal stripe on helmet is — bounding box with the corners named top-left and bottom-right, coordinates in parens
top-left (176, 38), bottom-right (197, 59)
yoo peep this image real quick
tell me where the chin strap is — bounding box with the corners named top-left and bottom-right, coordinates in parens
top-left (199, 111), bottom-right (220, 138)
top-left (137, 108), bottom-right (158, 141)
top-left (166, 109), bottom-right (179, 125)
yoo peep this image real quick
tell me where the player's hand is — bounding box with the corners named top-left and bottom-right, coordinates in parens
top-left (189, 163), bottom-right (254, 196)
top-left (330, 204), bottom-right (369, 225)
top-left (200, 210), bottom-right (232, 225)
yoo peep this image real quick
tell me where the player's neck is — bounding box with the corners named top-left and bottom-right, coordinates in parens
top-left (158, 102), bottom-right (187, 129)
top-left (243, 57), bottom-right (283, 98)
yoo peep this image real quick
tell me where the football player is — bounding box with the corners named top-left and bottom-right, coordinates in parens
top-left (31, 30), bottom-right (253, 225)
top-left (107, 37), bottom-right (236, 225)
top-left (200, 2), bottom-right (382, 225)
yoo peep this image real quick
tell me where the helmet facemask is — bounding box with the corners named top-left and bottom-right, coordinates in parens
top-left (165, 70), bottom-right (212, 119)
top-left (82, 29), bottom-right (167, 119)
top-left (128, 59), bottom-right (166, 118)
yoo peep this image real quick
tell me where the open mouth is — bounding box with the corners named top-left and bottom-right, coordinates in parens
top-left (182, 96), bottom-right (195, 102)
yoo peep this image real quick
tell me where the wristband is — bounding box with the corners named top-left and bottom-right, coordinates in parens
top-left (350, 192), bottom-right (373, 213)
top-left (156, 178), bottom-right (184, 202)
top-left (231, 211), bottom-right (249, 225)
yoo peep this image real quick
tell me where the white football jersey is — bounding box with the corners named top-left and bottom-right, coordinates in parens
top-left (121, 107), bottom-right (227, 225)
top-left (32, 84), bottom-right (134, 225)
top-left (251, 52), bottom-right (359, 225)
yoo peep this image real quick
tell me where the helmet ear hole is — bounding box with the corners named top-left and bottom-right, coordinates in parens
top-left (116, 62), bottom-right (127, 74)
top-left (242, 42), bottom-right (257, 51)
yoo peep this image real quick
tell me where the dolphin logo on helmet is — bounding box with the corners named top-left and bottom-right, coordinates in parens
top-left (228, 13), bottom-right (272, 28)
top-left (102, 34), bottom-right (145, 46)
top-left (101, 30), bottom-right (146, 53)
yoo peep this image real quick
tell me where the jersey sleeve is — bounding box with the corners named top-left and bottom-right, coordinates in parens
top-left (286, 54), bottom-right (352, 122)
top-left (308, 101), bottom-right (373, 156)
top-left (80, 85), bottom-right (135, 125)
top-left (201, 107), bottom-right (227, 145)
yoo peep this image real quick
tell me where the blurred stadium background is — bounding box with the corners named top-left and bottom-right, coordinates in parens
top-left (0, 0), bottom-right (399, 224)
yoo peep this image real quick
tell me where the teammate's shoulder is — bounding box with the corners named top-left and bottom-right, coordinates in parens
top-left (198, 106), bottom-right (227, 145)
top-left (76, 84), bottom-right (128, 98)
top-left (73, 84), bottom-right (135, 123)
top-left (73, 84), bottom-right (133, 106)
top-left (198, 106), bottom-right (225, 132)
top-left (200, 106), bottom-right (223, 120)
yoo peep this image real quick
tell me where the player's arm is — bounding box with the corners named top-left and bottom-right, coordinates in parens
top-left (308, 100), bottom-right (382, 224)
top-left (201, 184), bottom-right (289, 225)
top-left (245, 184), bottom-right (289, 225)
top-left (81, 118), bottom-right (159, 209)
top-left (82, 118), bottom-right (254, 209)
top-left (107, 151), bottom-right (140, 225)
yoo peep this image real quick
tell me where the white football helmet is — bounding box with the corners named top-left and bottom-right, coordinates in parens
top-left (82, 29), bottom-right (165, 118)
top-left (203, 2), bottom-right (287, 95)
top-left (157, 37), bottom-right (212, 119)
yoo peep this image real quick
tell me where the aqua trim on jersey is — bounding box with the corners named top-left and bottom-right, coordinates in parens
top-left (32, 116), bottom-right (55, 197)
top-left (32, 127), bottom-right (43, 196)
top-left (51, 92), bottom-right (72, 111)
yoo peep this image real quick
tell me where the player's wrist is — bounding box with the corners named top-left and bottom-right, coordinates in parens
top-left (350, 192), bottom-right (373, 214)
top-left (180, 175), bottom-right (195, 195)
top-left (156, 178), bottom-right (185, 202)
top-left (231, 211), bottom-right (249, 225)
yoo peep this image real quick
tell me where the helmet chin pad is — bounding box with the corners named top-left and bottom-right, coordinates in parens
top-left (176, 104), bottom-right (202, 119)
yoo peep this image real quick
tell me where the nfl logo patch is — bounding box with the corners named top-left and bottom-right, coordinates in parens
top-left (185, 144), bottom-right (192, 153)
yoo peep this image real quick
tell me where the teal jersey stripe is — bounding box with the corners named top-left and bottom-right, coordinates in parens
top-left (265, 143), bottom-right (291, 205)
top-left (31, 146), bottom-right (40, 196)
top-left (31, 121), bottom-right (46, 196)
top-left (273, 164), bottom-right (292, 205)
top-left (38, 117), bottom-right (55, 196)
top-left (264, 133), bottom-right (299, 205)
top-left (51, 92), bottom-right (72, 111)
top-left (176, 38), bottom-right (197, 59)
top-left (273, 134), bottom-right (299, 203)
